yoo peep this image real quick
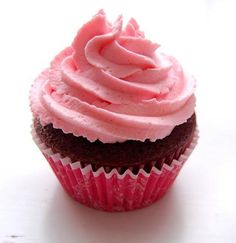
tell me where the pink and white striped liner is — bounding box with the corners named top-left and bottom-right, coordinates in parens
top-left (32, 128), bottom-right (198, 212)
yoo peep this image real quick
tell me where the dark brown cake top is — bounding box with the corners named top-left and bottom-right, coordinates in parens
top-left (34, 113), bottom-right (196, 172)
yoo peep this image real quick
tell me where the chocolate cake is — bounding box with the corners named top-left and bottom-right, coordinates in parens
top-left (34, 113), bottom-right (196, 173)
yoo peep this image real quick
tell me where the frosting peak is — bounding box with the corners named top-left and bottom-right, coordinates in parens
top-left (72, 11), bottom-right (162, 79)
top-left (30, 11), bottom-right (196, 143)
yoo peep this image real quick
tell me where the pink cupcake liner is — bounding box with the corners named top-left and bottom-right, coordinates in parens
top-left (32, 128), bottom-right (198, 212)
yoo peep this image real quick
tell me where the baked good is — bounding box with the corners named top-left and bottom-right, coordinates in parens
top-left (30, 10), bottom-right (198, 211)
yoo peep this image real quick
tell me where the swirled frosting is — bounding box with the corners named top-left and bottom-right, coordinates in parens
top-left (30, 10), bottom-right (196, 143)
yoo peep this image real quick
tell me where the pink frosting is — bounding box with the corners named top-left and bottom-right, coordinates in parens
top-left (30, 10), bottom-right (196, 143)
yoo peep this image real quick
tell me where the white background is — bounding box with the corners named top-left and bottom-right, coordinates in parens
top-left (0, 0), bottom-right (236, 242)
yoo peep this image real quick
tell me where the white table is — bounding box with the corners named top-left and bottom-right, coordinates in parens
top-left (0, 0), bottom-right (236, 242)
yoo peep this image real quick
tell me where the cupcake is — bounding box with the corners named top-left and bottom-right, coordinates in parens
top-left (30, 10), bottom-right (198, 211)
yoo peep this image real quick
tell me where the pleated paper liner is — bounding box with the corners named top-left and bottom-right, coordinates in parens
top-left (32, 127), bottom-right (198, 212)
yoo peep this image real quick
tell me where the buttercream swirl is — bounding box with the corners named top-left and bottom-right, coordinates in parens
top-left (30, 10), bottom-right (196, 143)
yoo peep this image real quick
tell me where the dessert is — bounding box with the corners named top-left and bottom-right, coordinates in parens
top-left (30, 10), bottom-right (198, 211)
